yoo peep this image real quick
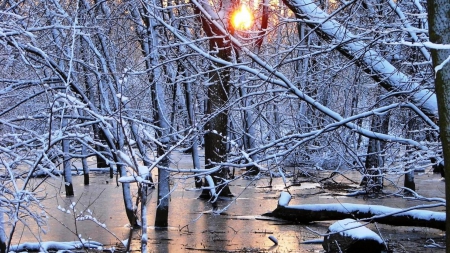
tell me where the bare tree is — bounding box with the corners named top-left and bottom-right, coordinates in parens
top-left (1, 0), bottom-right (449, 250)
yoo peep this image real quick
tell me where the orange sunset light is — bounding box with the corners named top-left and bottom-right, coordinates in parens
top-left (231, 5), bottom-right (253, 30)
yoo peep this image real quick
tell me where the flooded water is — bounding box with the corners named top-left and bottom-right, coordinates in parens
top-left (8, 151), bottom-right (446, 252)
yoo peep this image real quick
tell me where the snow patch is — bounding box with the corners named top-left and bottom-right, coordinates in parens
top-left (329, 219), bottom-right (383, 243)
top-left (278, 192), bottom-right (291, 207)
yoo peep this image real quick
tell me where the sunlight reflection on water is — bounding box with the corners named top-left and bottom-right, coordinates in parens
top-left (7, 152), bottom-right (446, 252)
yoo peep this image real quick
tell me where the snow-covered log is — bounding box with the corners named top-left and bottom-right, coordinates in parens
top-left (9, 240), bottom-right (103, 252)
top-left (283, 0), bottom-right (438, 120)
top-left (264, 193), bottom-right (445, 230)
top-left (323, 219), bottom-right (386, 253)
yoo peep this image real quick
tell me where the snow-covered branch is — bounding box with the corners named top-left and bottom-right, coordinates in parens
top-left (282, 0), bottom-right (438, 120)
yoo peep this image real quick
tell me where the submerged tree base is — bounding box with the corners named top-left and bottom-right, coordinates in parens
top-left (198, 188), bottom-right (234, 200)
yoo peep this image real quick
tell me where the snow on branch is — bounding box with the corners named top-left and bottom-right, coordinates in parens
top-left (153, 10), bottom-right (428, 150)
top-left (266, 193), bottom-right (446, 230)
top-left (283, 0), bottom-right (438, 120)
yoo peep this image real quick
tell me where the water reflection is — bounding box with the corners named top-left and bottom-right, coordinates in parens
top-left (7, 157), bottom-right (446, 252)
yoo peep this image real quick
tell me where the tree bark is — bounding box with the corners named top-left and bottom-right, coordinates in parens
top-left (426, 0), bottom-right (450, 249)
top-left (0, 211), bottom-right (6, 253)
top-left (195, 1), bottom-right (234, 198)
top-left (62, 117), bottom-right (74, 196)
top-left (362, 91), bottom-right (390, 191)
top-left (129, 122), bottom-right (154, 185)
top-left (239, 85), bottom-right (259, 175)
top-left (140, 184), bottom-right (148, 253)
top-left (154, 146), bottom-right (170, 227)
top-left (132, 0), bottom-right (172, 227)
top-left (200, 60), bottom-right (233, 198)
top-left (182, 61), bottom-right (203, 188)
top-left (120, 166), bottom-right (139, 227)
top-left (81, 144), bottom-right (89, 185)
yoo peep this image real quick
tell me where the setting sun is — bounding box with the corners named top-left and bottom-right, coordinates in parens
top-left (231, 5), bottom-right (253, 30)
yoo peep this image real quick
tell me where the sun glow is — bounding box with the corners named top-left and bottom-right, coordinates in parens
top-left (231, 5), bottom-right (253, 30)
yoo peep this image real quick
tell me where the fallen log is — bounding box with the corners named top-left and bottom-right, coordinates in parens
top-left (323, 219), bottom-right (386, 253)
top-left (8, 240), bottom-right (103, 252)
top-left (263, 192), bottom-right (445, 230)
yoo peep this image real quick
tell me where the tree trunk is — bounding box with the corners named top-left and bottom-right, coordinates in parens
top-left (78, 108), bottom-right (90, 185)
top-left (93, 124), bottom-right (108, 169)
top-left (130, 122), bottom-right (154, 185)
top-left (118, 163), bottom-right (139, 227)
top-left (132, 0), bottom-right (172, 227)
top-left (154, 147), bottom-right (170, 227)
top-left (170, 81), bottom-right (178, 139)
top-left (100, 127), bottom-right (139, 227)
top-left (0, 211), bottom-right (6, 253)
top-left (364, 95), bottom-right (389, 170)
top-left (62, 117), bottom-right (74, 196)
top-left (196, 3), bottom-right (234, 198)
top-left (81, 144), bottom-right (89, 185)
top-left (239, 86), bottom-right (259, 175)
top-left (362, 92), bottom-right (390, 191)
top-left (404, 169), bottom-right (416, 192)
top-left (182, 63), bottom-right (202, 188)
top-left (151, 70), bottom-right (171, 227)
top-left (140, 184), bottom-right (148, 253)
top-left (427, 0), bottom-right (450, 249)
top-left (402, 111), bottom-right (425, 192)
top-left (200, 61), bottom-right (233, 198)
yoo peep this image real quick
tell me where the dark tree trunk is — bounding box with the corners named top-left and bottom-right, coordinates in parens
top-left (82, 144), bottom-right (89, 185)
top-left (154, 146), bottom-right (170, 227)
top-left (93, 124), bottom-right (108, 169)
top-left (128, 1), bottom-right (171, 228)
top-left (196, 9), bottom-right (233, 199)
top-left (0, 212), bottom-right (6, 253)
top-left (364, 113), bottom-right (389, 169)
top-left (404, 170), bottom-right (416, 192)
top-left (199, 61), bottom-right (233, 198)
top-left (427, 0), bottom-right (450, 248)
top-left (239, 86), bottom-right (259, 175)
top-left (182, 61), bottom-right (202, 188)
top-left (362, 92), bottom-right (390, 191)
top-left (403, 112), bottom-right (423, 192)
top-left (79, 36), bottom-right (91, 185)
top-left (0, 240), bottom-right (5, 253)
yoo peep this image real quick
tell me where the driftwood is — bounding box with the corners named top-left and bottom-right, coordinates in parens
top-left (264, 192), bottom-right (446, 230)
